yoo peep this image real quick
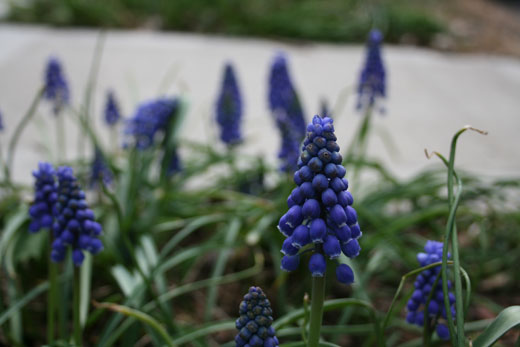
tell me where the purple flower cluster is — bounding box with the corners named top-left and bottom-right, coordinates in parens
top-left (268, 54), bottom-right (306, 172)
top-left (356, 30), bottom-right (386, 113)
top-left (90, 148), bottom-right (113, 187)
top-left (235, 287), bottom-right (279, 347)
top-left (406, 241), bottom-right (455, 340)
top-left (124, 98), bottom-right (179, 150)
top-left (216, 63), bottom-right (243, 145)
top-left (51, 166), bottom-right (103, 266)
top-left (104, 90), bottom-right (121, 126)
top-left (278, 115), bottom-right (360, 284)
top-left (29, 162), bottom-right (57, 233)
top-left (44, 57), bottom-right (70, 115)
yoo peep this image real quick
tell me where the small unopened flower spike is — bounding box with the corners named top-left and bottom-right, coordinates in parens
top-left (268, 53), bottom-right (306, 172)
top-left (278, 115), bottom-right (361, 284)
top-left (406, 240), bottom-right (455, 340)
top-left (356, 29), bottom-right (386, 113)
top-left (90, 148), bottom-right (112, 187)
top-left (0, 109), bottom-right (4, 131)
top-left (216, 63), bottom-right (243, 145)
top-left (104, 90), bottom-right (121, 126)
top-left (52, 166), bottom-right (103, 266)
top-left (235, 286), bottom-right (279, 347)
top-left (29, 162), bottom-right (57, 233)
top-left (124, 98), bottom-right (179, 149)
top-left (44, 57), bottom-right (70, 115)
top-left (165, 147), bottom-right (182, 176)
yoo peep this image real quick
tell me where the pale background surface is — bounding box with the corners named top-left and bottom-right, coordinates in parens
top-left (1, 24), bottom-right (519, 184)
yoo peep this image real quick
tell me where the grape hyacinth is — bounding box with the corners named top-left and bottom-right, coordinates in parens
top-left (278, 115), bottom-right (360, 284)
top-left (216, 63), bottom-right (243, 145)
top-left (104, 90), bottom-right (121, 126)
top-left (356, 29), bottom-right (386, 113)
top-left (90, 148), bottom-right (112, 187)
top-left (44, 57), bottom-right (70, 115)
top-left (29, 162), bottom-right (57, 233)
top-left (124, 98), bottom-right (179, 149)
top-left (0, 109), bottom-right (4, 131)
top-left (51, 166), bottom-right (103, 266)
top-left (268, 53), bottom-right (306, 172)
top-left (406, 241), bottom-right (455, 340)
top-left (166, 147), bottom-right (182, 176)
top-left (235, 287), bottom-right (279, 347)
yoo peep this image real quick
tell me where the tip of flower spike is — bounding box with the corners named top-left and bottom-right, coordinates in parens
top-left (57, 166), bottom-right (75, 180)
top-left (273, 51), bottom-right (287, 65)
top-left (369, 29), bottom-right (383, 43)
top-left (236, 286), bottom-right (278, 347)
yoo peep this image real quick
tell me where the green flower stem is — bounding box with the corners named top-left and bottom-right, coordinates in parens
top-left (302, 293), bottom-right (310, 343)
top-left (346, 107), bottom-right (373, 195)
top-left (307, 275), bottom-right (326, 347)
top-left (110, 127), bottom-right (118, 153)
top-left (47, 235), bottom-right (58, 343)
top-left (432, 126), bottom-right (486, 346)
top-left (422, 270), bottom-right (442, 346)
top-left (73, 267), bottom-right (82, 346)
top-left (56, 112), bottom-right (66, 162)
top-left (78, 31), bottom-right (105, 160)
top-left (5, 87), bottom-right (44, 182)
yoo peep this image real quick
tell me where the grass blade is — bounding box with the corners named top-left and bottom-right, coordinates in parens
top-left (473, 306), bottom-right (520, 347)
top-left (93, 301), bottom-right (175, 347)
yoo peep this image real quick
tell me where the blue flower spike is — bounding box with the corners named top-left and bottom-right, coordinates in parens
top-left (268, 53), bottom-right (306, 172)
top-left (356, 29), bottom-right (386, 113)
top-left (406, 240), bottom-right (456, 340)
top-left (279, 115), bottom-right (361, 284)
top-left (216, 63), bottom-right (243, 145)
top-left (44, 57), bottom-right (70, 115)
top-left (235, 286), bottom-right (279, 347)
top-left (90, 148), bottom-right (113, 187)
top-left (29, 162), bottom-right (58, 233)
top-left (124, 98), bottom-right (179, 149)
top-left (52, 166), bottom-right (103, 266)
top-left (104, 90), bottom-right (121, 126)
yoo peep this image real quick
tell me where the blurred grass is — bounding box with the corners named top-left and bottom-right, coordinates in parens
top-left (7, 0), bottom-right (445, 45)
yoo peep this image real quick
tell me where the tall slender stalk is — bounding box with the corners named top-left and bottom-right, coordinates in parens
top-left (446, 129), bottom-right (466, 346)
top-left (5, 88), bottom-right (44, 182)
top-left (56, 113), bottom-right (66, 162)
top-left (78, 32), bottom-right (105, 159)
top-left (437, 126), bottom-right (486, 346)
top-left (73, 267), bottom-right (82, 346)
top-left (346, 107), bottom-right (373, 194)
top-left (307, 275), bottom-right (326, 347)
top-left (47, 234), bottom-right (58, 343)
